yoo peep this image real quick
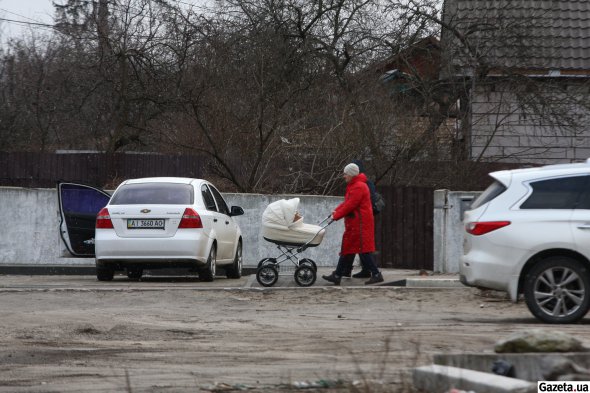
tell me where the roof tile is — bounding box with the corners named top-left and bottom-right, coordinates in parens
top-left (444, 0), bottom-right (590, 70)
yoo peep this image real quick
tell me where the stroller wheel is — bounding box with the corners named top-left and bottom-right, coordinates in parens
top-left (257, 258), bottom-right (277, 269)
top-left (256, 265), bottom-right (279, 287)
top-left (294, 265), bottom-right (316, 287)
top-left (299, 258), bottom-right (317, 272)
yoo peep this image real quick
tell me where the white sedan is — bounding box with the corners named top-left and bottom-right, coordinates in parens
top-left (58, 177), bottom-right (244, 282)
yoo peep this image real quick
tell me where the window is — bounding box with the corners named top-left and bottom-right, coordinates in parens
top-left (201, 185), bottom-right (217, 211)
top-left (61, 184), bottom-right (110, 215)
top-left (209, 185), bottom-right (229, 215)
top-left (520, 176), bottom-right (589, 209)
top-left (110, 183), bottom-right (193, 205)
top-left (471, 180), bottom-right (507, 210)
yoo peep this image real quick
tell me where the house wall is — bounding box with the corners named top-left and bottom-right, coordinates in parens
top-left (0, 187), bottom-right (345, 268)
top-left (469, 82), bottom-right (590, 164)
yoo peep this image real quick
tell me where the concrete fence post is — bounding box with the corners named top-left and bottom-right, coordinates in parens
top-left (433, 189), bottom-right (449, 273)
top-left (433, 190), bottom-right (482, 273)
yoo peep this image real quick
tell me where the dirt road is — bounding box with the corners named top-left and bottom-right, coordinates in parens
top-left (0, 276), bottom-right (588, 392)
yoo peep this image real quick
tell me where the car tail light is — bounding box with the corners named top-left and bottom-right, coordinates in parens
top-left (96, 207), bottom-right (114, 229)
top-left (179, 208), bottom-right (203, 229)
top-left (466, 221), bottom-right (511, 236)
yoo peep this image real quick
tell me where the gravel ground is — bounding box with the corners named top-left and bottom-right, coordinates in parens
top-left (0, 275), bottom-right (589, 392)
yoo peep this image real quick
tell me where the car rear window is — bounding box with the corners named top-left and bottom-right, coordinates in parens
top-left (470, 180), bottom-right (507, 210)
top-left (109, 183), bottom-right (194, 205)
top-left (520, 176), bottom-right (589, 209)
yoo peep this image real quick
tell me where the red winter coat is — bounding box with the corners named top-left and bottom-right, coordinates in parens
top-left (332, 173), bottom-right (375, 255)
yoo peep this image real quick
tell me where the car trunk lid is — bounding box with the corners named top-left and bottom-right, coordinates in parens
top-left (108, 205), bottom-right (187, 238)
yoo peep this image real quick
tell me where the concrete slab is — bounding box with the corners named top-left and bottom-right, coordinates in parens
top-left (434, 352), bottom-right (590, 381)
top-left (413, 364), bottom-right (535, 393)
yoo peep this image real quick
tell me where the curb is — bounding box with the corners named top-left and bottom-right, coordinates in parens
top-left (0, 265), bottom-right (258, 276)
top-left (0, 265), bottom-right (96, 275)
top-left (404, 278), bottom-right (464, 288)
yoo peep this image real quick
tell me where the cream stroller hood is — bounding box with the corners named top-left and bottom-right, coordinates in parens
top-left (261, 198), bottom-right (325, 246)
top-left (262, 198), bottom-right (303, 230)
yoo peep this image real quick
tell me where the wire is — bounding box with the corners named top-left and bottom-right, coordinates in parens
top-left (0, 17), bottom-right (55, 30)
top-left (0, 7), bottom-right (47, 24)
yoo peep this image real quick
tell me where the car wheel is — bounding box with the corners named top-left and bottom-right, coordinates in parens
top-left (97, 267), bottom-right (114, 281)
top-left (199, 244), bottom-right (217, 282)
top-left (524, 256), bottom-right (590, 324)
top-left (127, 268), bottom-right (143, 281)
top-left (226, 241), bottom-right (242, 279)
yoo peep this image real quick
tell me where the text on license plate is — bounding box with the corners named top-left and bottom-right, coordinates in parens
top-left (127, 219), bottom-right (165, 229)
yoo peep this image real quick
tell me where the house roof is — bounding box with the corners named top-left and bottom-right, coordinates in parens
top-left (442, 0), bottom-right (590, 74)
top-left (368, 36), bottom-right (441, 80)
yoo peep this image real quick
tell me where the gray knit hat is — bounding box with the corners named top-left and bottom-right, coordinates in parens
top-left (343, 163), bottom-right (360, 176)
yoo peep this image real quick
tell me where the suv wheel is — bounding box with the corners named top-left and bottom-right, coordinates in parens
top-left (524, 256), bottom-right (590, 323)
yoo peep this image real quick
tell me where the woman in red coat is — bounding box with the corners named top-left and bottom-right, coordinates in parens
top-left (322, 163), bottom-right (384, 285)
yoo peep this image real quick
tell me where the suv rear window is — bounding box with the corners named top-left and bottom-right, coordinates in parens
top-left (471, 180), bottom-right (507, 210)
top-left (110, 183), bottom-right (194, 205)
top-left (520, 176), bottom-right (589, 209)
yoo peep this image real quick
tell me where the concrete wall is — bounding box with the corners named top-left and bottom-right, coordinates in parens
top-left (0, 187), bottom-right (344, 268)
top-left (2, 186), bottom-right (478, 273)
top-left (433, 189), bottom-right (482, 273)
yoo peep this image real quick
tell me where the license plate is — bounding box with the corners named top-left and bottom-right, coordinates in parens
top-left (127, 219), bottom-right (165, 229)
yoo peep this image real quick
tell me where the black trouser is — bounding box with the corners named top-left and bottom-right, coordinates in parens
top-left (335, 253), bottom-right (379, 277)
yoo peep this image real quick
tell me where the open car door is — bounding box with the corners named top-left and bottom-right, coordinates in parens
top-left (58, 182), bottom-right (111, 257)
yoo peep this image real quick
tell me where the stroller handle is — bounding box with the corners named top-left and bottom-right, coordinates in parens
top-left (297, 215), bottom-right (334, 252)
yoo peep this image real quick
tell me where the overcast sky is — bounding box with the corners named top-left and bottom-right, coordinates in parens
top-left (0, 0), bottom-right (55, 39)
top-left (0, 0), bottom-right (207, 42)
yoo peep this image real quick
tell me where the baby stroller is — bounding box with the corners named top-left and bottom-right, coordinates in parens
top-left (257, 198), bottom-right (333, 287)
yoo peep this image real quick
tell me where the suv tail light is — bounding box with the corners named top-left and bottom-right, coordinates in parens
top-left (179, 208), bottom-right (203, 229)
top-left (466, 221), bottom-right (511, 236)
top-left (96, 207), bottom-right (114, 229)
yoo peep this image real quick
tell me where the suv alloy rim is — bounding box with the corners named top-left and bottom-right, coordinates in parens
top-left (534, 266), bottom-right (585, 317)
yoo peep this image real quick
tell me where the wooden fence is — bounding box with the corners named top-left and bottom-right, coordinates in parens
top-left (0, 151), bottom-right (434, 270)
top-left (375, 186), bottom-right (434, 270)
top-left (0, 152), bottom-right (207, 188)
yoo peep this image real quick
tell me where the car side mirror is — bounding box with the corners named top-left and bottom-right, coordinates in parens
top-left (230, 206), bottom-right (244, 216)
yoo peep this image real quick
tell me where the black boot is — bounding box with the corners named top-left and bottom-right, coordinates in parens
top-left (352, 270), bottom-right (371, 278)
top-left (322, 272), bottom-right (341, 285)
top-left (365, 272), bottom-right (384, 285)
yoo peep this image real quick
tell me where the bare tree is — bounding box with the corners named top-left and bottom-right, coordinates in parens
top-left (7, 0), bottom-right (586, 192)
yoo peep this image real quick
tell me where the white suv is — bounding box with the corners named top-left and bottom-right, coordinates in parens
top-left (461, 161), bottom-right (590, 323)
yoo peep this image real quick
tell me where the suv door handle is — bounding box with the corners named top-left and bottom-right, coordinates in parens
top-left (577, 224), bottom-right (590, 229)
